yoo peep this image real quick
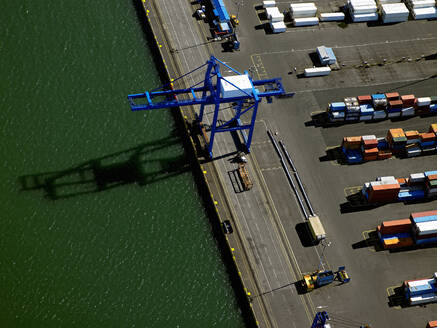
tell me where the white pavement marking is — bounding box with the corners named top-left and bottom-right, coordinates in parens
top-left (253, 37), bottom-right (437, 57)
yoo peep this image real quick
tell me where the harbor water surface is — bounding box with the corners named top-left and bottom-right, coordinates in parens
top-left (0, 1), bottom-right (245, 327)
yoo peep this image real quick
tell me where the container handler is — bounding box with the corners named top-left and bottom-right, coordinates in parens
top-left (303, 266), bottom-right (350, 292)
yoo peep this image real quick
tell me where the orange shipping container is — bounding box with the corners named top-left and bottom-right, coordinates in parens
top-left (364, 148), bottom-right (378, 155)
top-left (385, 92), bottom-right (400, 100)
top-left (389, 100), bottom-right (403, 108)
top-left (420, 132), bottom-right (436, 141)
top-left (405, 130), bottom-right (419, 139)
top-left (371, 183), bottom-right (400, 191)
top-left (380, 218), bottom-right (411, 234)
top-left (410, 210), bottom-right (437, 219)
top-left (357, 95), bottom-right (372, 104)
top-left (427, 320), bottom-right (437, 328)
top-left (387, 128), bottom-right (405, 140)
top-left (427, 174), bottom-right (437, 181)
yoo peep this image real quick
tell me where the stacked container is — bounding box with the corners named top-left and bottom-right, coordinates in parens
top-left (342, 124), bottom-right (437, 162)
top-left (411, 210), bottom-right (437, 245)
top-left (290, 3), bottom-right (319, 26)
top-left (380, 2), bottom-right (410, 23)
top-left (325, 93), bottom-right (437, 124)
top-left (405, 130), bottom-right (421, 157)
top-left (403, 273), bottom-right (437, 305)
top-left (328, 102), bottom-right (346, 121)
top-left (360, 170), bottom-right (437, 204)
top-left (416, 97), bottom-right (432, 115)
top-left (361, 176), bottom-right (400, 203)
top-left (345, 97), bottom-right (361, 120)
top-left (425, 171), bottom-right (437, 197)
top-left (361, 135), bottom-right (378, 160)
top-left (377, 218), bottom-right (413, 249)
top-left (348, 0), bottom-right (379, 22)
top-left (266, 6), bottom-right (287, 33)
top-left (376, 210), bottom-right (437, 249)
top-left (342, 137), bottom-right (363, 163)
top-left (403, 0), bottom-right (437, 19)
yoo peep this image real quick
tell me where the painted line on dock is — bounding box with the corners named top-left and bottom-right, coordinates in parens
top-left (252, 36), bottom-right (437, 57)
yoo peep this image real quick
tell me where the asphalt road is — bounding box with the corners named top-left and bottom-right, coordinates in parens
top-left (147, 0), bottom-right (437, 326)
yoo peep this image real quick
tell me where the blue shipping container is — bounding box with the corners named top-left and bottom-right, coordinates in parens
top-left (425, 171), bottom-right (437, 176)
top-left (416, 236), bottom-right (437, 245)
top-left (413, 214), bottom-right (437, 223)
top-left (372, 94), bottom-right (386, 100)
top-left (330, 102), bottom-right (346, 111)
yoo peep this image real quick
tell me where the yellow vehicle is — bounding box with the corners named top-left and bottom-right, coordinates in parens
top-left (230, 15), bottom-right (239, 27)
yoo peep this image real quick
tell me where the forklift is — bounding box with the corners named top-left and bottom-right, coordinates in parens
top-left (303, 266), bottom-right (350, 292)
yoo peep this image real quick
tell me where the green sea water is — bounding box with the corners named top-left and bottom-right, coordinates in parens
top-left (0, 1), bottom-right (245, 327)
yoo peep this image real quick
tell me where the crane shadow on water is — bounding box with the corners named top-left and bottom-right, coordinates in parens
top-left (19, 136), bottom-right (191, 200)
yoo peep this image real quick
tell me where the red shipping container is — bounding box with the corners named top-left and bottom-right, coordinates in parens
top-left (428, 174), bottom-right (437, 181)
top-left (357, 95), bottom-right (372, 104)
top-left (385, 92), bottom-right (400, 100)
top-left (368, 194), bottom-right (398, 203)
top-left (380, 219), bottom-right (411, 234)
top-left (410, 210), bottom-right (437, 219)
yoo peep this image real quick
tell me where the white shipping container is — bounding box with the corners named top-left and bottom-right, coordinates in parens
top-left (413, 7), bottom-right (437, 19)
top-left (408, 0), bottom-right (436, 8)
top-left (373, 110), bottom-right (387, 119)
top-left (263, 0), bottom-right (276, 8)
top-left (410, 172), bottom-right (426, 182)
top-left (270, 21), bottom-right (287, 32)
top-left (379, 0), bottom-right (402, 3)
top-left (220, 75), bottom-right (253, 98)
top-left (417, 97), bottom-right (432, 106)
top-left (362, 135), bottom-right (377, 140)
top-left (319, 12), bottom-right (345, 21)
top-left (349, 0), bottom-right (377, 6)
top-left (402, 107), bottom-right (415, 116)
top-left (293, 17), bottom-right (320, 26)
top-left (290, 5), bottom-right (318, 18)
top-left (415, 221), bottom-right (437, 235)
top-left (350, 4), bottom-right (378, 13)
top-left (407, 278), bottom-right (434, 288)
top-left (351, 12), bottom-right (379, 21)
top-left (382, 3), bottom-right (409, 12)
top-left (410, 293), bottom-right (437, 305)
top-left (388, 111), bottom-right (402, 117)
top-left (290, 2), bottom-right (317, 8)
top-left (304, 66), bottom-right (331, 76)
top-left (266, 7), bottom-right (284, 22)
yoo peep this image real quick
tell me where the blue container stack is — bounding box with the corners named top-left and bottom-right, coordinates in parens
top-left (329, 102), bottom-right (346, 121)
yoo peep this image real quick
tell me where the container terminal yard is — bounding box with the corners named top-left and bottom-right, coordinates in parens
top-left (138, 0), bottom-right (437, 327)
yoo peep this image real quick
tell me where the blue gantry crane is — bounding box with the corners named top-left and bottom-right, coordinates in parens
top-left (128, 56), bottom-right (290, 158)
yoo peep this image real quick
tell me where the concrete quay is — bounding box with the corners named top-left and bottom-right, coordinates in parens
top-left (140, 0), bottom-right (437, 327)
